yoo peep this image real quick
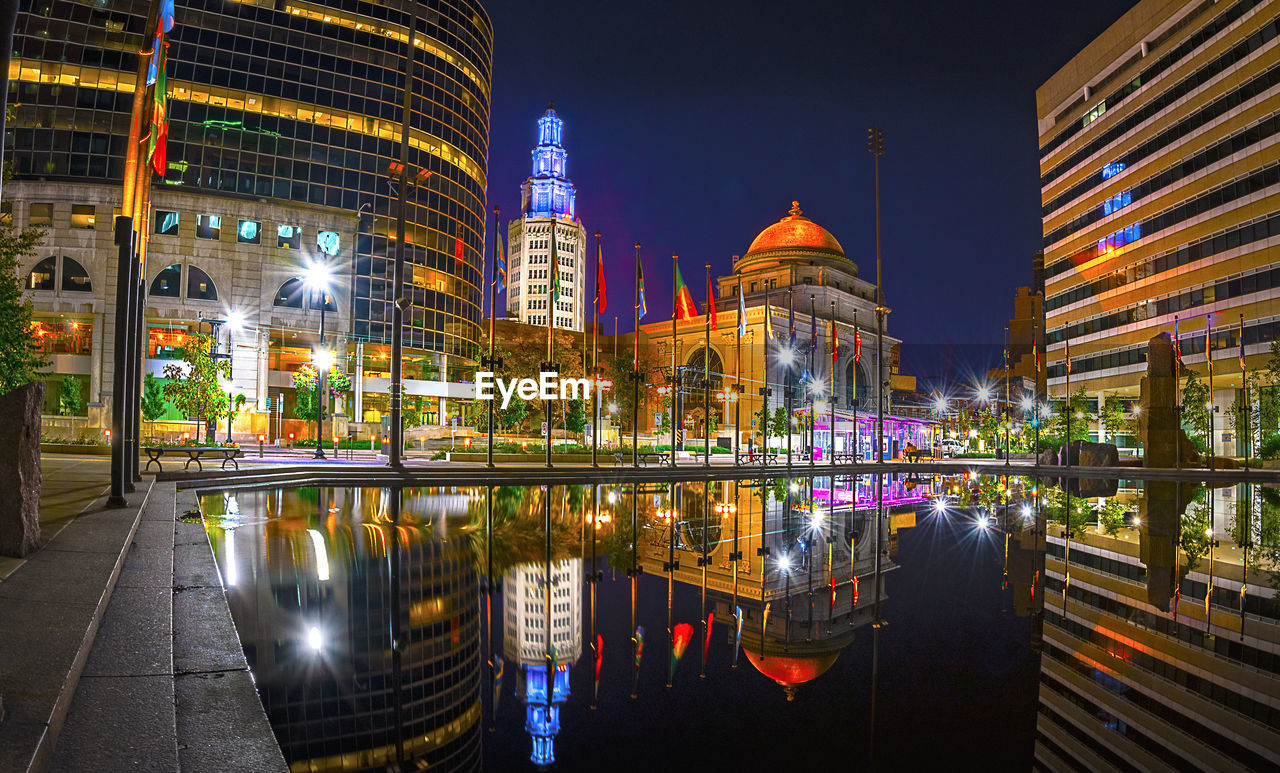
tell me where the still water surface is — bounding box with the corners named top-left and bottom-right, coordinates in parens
top-left (198, 473), bottom-right (1280, 771)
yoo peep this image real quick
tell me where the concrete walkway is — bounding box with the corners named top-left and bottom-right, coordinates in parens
top-left (0, 455), bottom-right (111, 582)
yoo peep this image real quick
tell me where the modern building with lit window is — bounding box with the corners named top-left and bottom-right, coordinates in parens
top-left (1032, 481), bottom-right (1280, 771)
top-left (506, 105), bottom-right (587, 333)
top-left (1037, 0), bottom-right (1280, 456)
top-left (9, 0), bottom-right (491, 437)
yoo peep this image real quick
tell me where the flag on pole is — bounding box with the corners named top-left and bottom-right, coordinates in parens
top-left (637, 259), bottom-right (647, 319)
top-left (1240, 318), bottom-right (1246, 370)
top-left (732, 607), bottom-right (743, 665)
top-left (1205, 588), bottom-right (1211, 618)
top-left (669, 622), bottom-right (694, 680)
top-left (159, 0), bottom-right (175, 32)
top-left (1173, 317), bottom-right (1182, 362)
top-left (491, 654), bottom-right (504, 713)
top-left (762, 601), bottom-right (771, 633)
top-left (851, 575), bottom-right (860, 607)
top-left (831, 319), bottom-right (839, 367)
top-left (454, 234), bottom-right (465, 266)
top-left (854, 328), bottom-right (862, 362)
top-left (633, 626), bottom-right (645, 667)
top-left (738, 289), bottom-right (747, 337)
top-left (674, 261), bottom-right (698, 320)
top-left (810, 310), bottom-right (817, 350)
top-left (788, 304), bottom-right (796, 349)
top-left (551, 232), bottom-right (561, 303)
top-left (146, 39), bottom-right (168, 176)
top-left (765, 309), bottom-right (774, 342)
top-left (494, 229), bottom-right (506, 296)
top-left (596, 239), bottom-right (607, 314)
top-left (592, 634), bottom-right (603, 703)
top-left (707, 280), bottom-right (717, 330)
top-left (701, 612), bottom-right (714, 665)
top-left (1172, 588), bottom-right (1180, 620)
top-left (830, 575), bottom-right (836, 613)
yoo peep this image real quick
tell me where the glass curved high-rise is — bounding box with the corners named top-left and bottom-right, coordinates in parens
top-left (9, 0), bottom-right (491, 431)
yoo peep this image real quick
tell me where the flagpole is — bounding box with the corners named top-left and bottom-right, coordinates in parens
top-left (809, 293), bottom-right (817, 470)
top-left (787, 287), bottom-right (795, 467)
top-left (1065, 334), bottom-right (1071, 470)
top-left (1207, 314), bottom-right (1215, 473)
top-left (1241, 313), bottom-right (1250, 470)
top-left (831, 300), bottom-right (837, 474)
top-left (633, 242), bottom-right (641, 468)
top-left (762, 286), bottom-right (771, 466)
top-left (868, 124), bottom-right (886, 629)
top-left (671, 254), bottom-right (679, 468)
top-left (1175, 315), bottom-right (1182, 471)
top-left (853, 309), bottom-right (858, 461)
top-left (592, 231), bottom-right (601, 469)
top-left (704, 263), bottom-right (712, 469)
top-left (545, 218), bottom-right (557, 469)
top-left (629, 481), bottom-right (640, 698)
top-left (486, 207), bottom-right (499, 468)
top-left (736, 275), bottom-right (744, 466)
top-left (388, 6), bottom-right (417, 469)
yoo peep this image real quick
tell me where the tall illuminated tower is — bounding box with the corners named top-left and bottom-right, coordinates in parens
top-left (507, 105), bottom-right (587, 332)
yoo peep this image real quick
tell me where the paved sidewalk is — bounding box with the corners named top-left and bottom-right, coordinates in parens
top-left (0, 455), bottom-right (110, 582)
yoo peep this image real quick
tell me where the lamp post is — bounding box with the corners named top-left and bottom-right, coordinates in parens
top-left (223, 310), bottom-right (244, 444)
top-left (304, 261), bottom-right (334, 460)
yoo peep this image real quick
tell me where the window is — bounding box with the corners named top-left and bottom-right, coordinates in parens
top-left (30, 203), bottom-right (53, 228)
top-left (278, 224), bottom-right (301, 249)
top-left (317, 230), bottom-right (340, 255)
top-left (274, 278), bottom-right (305, 308)
top-left (71, 205), bottom-right (95, 229)
top-left (150, 264), bottom-right (181, 297)
top-left (155, 210), bottom-right (179, 235)
top-left (1101, 161), bottom-right (1126, 180)
top-left (28, 257), bottom-right (56, 290)
top-left (310, 289), bottom-right (338, 312)
top-left (1082, 100), bottom-right (1106, 127)
top-left (196, 215), bottom-right (221, 240)
top-left (62, 258), bottom-right (91, 292)
top-left (237, 220), bottom-right (261, 244)
top-left (186, 266), bottom-right (217, 301)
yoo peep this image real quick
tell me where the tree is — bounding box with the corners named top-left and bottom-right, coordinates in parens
top-left (57, 375), bottom-right (82, 416)
top-left (1049, 386), bottom-right (1094, 443)
top-left (770, 406), bottom-right (789, 439)
top-left (1097, 498), bottom-right (1129, 536)
top-left (564, 398), bottom-right (586, 434)
top-left (605, 349), bottom-right (658, 433)
top-left (1099, 395), bottom-right (1126, 443)
top-left (0, 220), bottom-right (48, 393)
top-left (141, 374), bottom-right (168, 437)
top-left (1181, 368), bottom-right (1210, 453)
top-left (291, 364), bottom-right (319, 422)
top-left (161, 333), bottom-right (229, 443)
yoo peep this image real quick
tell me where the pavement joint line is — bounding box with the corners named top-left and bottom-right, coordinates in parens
top-left (0, 479), bottom-right (154, 773)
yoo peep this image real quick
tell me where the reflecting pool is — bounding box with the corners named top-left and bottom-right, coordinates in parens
top-left (198, 472), bottom-right (1280, 771)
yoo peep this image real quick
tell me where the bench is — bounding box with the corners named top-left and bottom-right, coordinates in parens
top-left (144, 446), bottom-right (242, 472)
top-left (609, 452), bottom-right (670, 467)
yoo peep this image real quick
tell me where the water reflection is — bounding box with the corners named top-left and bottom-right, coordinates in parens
top-left (199, 470), bottom-right (1280, 771)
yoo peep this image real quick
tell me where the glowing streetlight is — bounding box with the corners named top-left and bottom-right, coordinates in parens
top-left (306, 625), bottom-right (323, 652)
top-left (976, 385), bottom-right (992, 403)
top-left (1020, 396), bottom-right (1034, 412)
top-left (303, 260), bottom-right (336, 460)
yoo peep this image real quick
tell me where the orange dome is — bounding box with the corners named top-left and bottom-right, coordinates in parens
top-left (745, 201), bottom-right (845, 257)
top-left (744, 648), bottom-right (841, 700)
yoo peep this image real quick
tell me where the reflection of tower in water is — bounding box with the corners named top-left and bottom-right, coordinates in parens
top-left (502, 559), bottom-right (583, 768)
top-left (205, 487), bottom-right (483, 772)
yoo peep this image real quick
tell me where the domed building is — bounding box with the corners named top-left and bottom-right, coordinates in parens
top-left (641, 201), bottom-right (920, 458)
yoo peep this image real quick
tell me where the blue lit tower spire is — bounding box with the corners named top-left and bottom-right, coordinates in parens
top-left (522, 103), bottom-right (576, 219)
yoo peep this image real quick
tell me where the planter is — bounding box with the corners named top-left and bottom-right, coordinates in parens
top-left (40, 443), bottom-right (112, 456)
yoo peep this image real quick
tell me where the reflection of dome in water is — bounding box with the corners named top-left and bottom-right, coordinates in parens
top-left (743, 648), bottom-right (841, 701)
top-left (680, 519), bottom-right (723, 555)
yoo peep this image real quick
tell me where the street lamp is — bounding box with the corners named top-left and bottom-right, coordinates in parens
top-left (312, 347), bottom-right (334, 459)
top-left (222, 311), bottom-right (245, 444)
top-left (219, 377), bottom-right (234, 444)
top-left (304, 260), bottom-right (334, 459)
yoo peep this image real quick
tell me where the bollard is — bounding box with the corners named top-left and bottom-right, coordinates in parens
top-left (258, 434), bottom-right (265, 458)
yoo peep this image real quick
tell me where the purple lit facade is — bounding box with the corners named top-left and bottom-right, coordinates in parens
top-left (801, 408), bottom-right (938, 463)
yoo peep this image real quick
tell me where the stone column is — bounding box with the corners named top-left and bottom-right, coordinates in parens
top-left (354, 340), bottom-right (364, 421)
top-left (89, 311), bottom-right (104, 403)
top-left (255, 329), bottom-right (269, 411)
top-left (438, 352), bottom-right (448, 425)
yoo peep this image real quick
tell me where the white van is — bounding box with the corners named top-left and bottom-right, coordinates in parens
top-left (937, 438), bottom-right (966, 457)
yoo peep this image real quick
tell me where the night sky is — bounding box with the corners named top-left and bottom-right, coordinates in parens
top-left (481, 0), bottom-right (1138, 355)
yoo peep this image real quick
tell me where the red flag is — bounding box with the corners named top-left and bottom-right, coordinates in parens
top-left (851, 575), bottom-right (860, 607)
top-left (593, 634), bottom-right (603, 702)
top-left (596, 240), bottom-right (607, 314)
top-left (830, 576), bottom-right (836, 612)
top-left (702, 612), bottom-right (714, 664)
top-left (854, 329), bottom-right (862, 362)
top-left (669, 622), bottom-right (694, 680)
top-left (832, 320), bottom-right (839, 367)
top-left (674, 261), bottom-right (698, 321)
top-left (454, 235), bottom-right (465, 265)
top-left (707, 281), bottom-right (717, 330)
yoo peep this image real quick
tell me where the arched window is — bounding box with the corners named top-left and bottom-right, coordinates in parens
top-left (27, 257), bottom-right (56, 290)
top-left (186, 266), bottom-right (217, 301)
top-left (274, 278), bottom-right (305, 308)
top-left (685, 347), bottom-right (724, 389)
top-left (845, 360), bottom-right (869, 409)
top-left (61, 257), bottom-right (92, 292)
top-left (309, 289), bottom-right (338, 312)
top-left (150, 264), bottom-right (181, 297)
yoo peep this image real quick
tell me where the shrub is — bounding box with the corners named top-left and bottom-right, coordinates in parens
top-left (1258, 433), bottom-right (1280, 460)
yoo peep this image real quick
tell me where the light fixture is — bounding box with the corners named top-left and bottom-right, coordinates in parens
top-left (314, 349), bottom-right (335, 373)
top-left (306, 625), bottom-right (323, 652)
top-left (225, 308), bottom-right (245, 332)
